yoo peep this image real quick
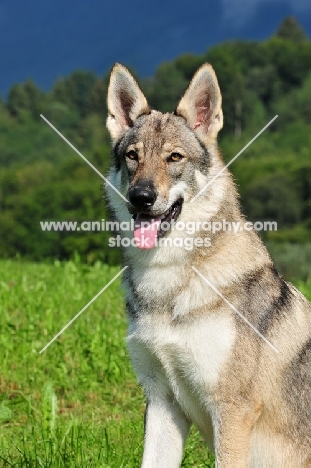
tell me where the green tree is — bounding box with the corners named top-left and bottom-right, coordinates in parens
top-left (243, 173), bottom-right (302, 227)
top-left (174, 53), bottom-right (205, 80)
top-left (263, 36), bottom-right (311, 88)
top-left (7, 80), bottom-right (47, 119)
top-left (276, 16), bottom-right (307, 42)
top-left (273, 72), bottom-right (311, 127)
top-left (147, 62), bottom-right (188, 112)
top-left (7, 83), bottom-right (28, 116)
top-left (52, 71), bottom-right (97, 117)
top-left (87, 79), bottom-right (107, 116)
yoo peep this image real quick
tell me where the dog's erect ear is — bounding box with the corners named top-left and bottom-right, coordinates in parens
top-left (107, 63), bottom-right (150, 142)
top-left (176, 63), bottom-right (223, 139)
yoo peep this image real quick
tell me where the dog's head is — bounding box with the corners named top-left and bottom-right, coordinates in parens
top-left (106, 63), bottom-right (224, 250)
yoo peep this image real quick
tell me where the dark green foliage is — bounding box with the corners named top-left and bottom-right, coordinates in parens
top-left (263, 37), bottom-right (311, 89)
top-left (267, 242), bottom-right (311, 281)
top-left (0, 17), bottom-right (311, 266)
top-left (174, 53), bottom-right (206, 80)
top-left (7, 79), bottom-right (48, 119)
top-left (276, 16), bottom-right (307, 42)
top-left (52, 70), bottom-right (97, 117)
top-left (243, 173), bottom-right (302, 226)
top-left (273, 72), bottom-right (311, 127)
top-left (87, 79), bottom-right (108, 116)
top-left (146, 62), bottom-right (188, 112)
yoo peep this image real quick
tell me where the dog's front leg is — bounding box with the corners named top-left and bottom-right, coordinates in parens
top-left (141, 396), bottom-right (190, 468)
top-left (213, 399), bottom-right (262, 468)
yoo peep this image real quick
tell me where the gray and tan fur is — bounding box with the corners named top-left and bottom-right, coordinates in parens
top-left (105, 63), bottom-right (311, 467)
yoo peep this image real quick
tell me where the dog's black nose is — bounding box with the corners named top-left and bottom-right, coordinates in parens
top-left (128, 181), bottom-right (157, 208)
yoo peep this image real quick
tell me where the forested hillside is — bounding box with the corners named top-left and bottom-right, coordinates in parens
top-left (0, 17), bottom-right (310, 279)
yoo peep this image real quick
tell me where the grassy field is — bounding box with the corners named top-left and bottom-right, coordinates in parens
top-left (0, 259), bottom-right (310, 467)
top-left (0, 259), bottom-right (215, 467)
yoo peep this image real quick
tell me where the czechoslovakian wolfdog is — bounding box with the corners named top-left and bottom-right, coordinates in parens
top-left (105, 63), bottom-right (311, 467)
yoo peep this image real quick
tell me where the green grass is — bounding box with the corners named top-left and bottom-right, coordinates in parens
top-left (0, 259), bottom-right (214, 467)
top-left (1, 259), bottom-right (310, 467)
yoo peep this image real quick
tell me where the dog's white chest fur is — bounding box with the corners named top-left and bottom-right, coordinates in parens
top-left (127, 310), bottom-right (236, 436)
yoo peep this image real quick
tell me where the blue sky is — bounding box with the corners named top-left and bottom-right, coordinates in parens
top-left (0, 0), bottom-right (310, 97)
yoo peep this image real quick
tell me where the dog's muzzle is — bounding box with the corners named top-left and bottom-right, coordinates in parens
top-left (128, 180), bottom-right (157, 210)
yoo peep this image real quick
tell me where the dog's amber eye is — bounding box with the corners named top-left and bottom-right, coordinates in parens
top-left (126, 150), bottom-right (138, 161)
top-left (168, 153), bottom-right (183, 162)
